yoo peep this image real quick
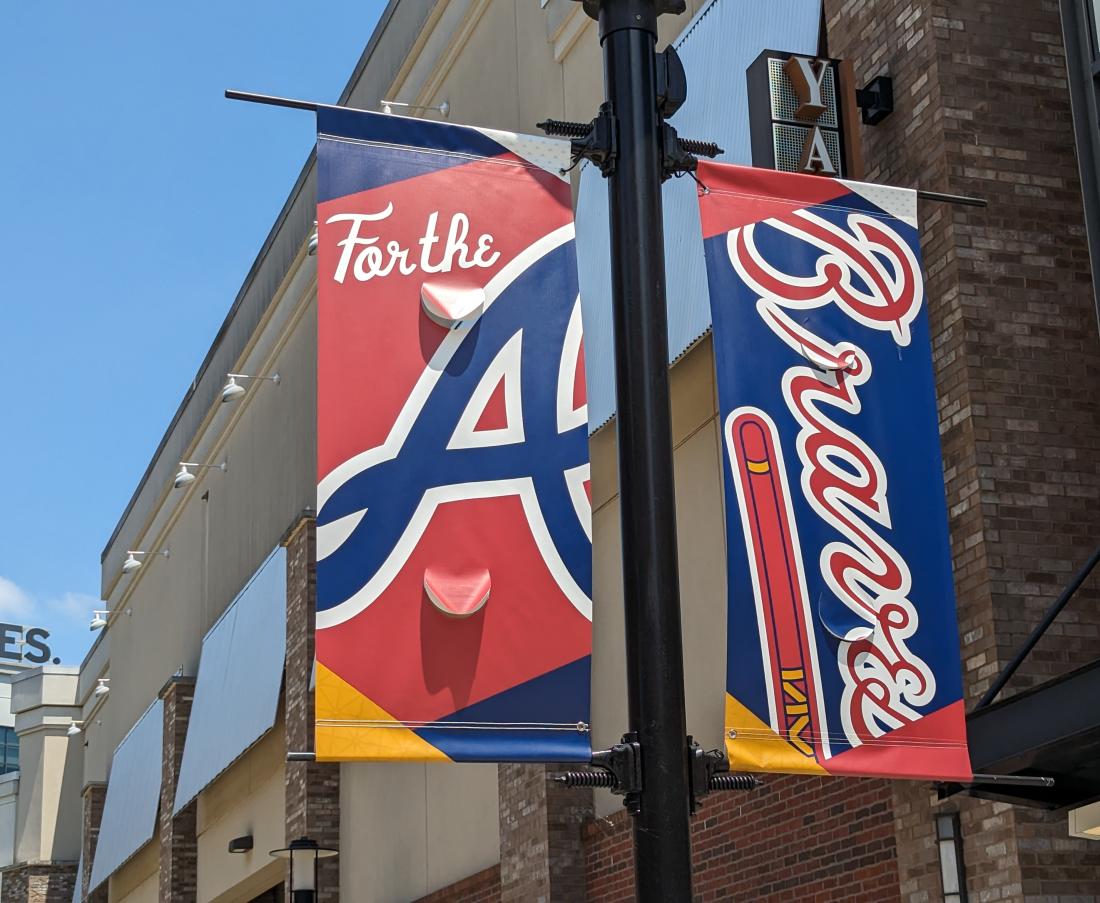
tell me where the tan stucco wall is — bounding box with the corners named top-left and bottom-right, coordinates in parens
top-left (9, 669), bottom-right (82, 865)
top-left (196, 722), bottom-right (287, 903)
top-left (339, 761), bottom-right (499, 901)
top-left (109, 837), bottom-right (158, 903)
top-left (86, 293), bottom-right (317, 788)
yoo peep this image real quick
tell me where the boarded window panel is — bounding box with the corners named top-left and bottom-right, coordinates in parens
top-left (173, 546), bottom-right (286, 813)
top-left (88, 699), bottom-right (164, 890)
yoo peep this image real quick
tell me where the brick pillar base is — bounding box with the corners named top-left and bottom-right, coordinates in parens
top-left (79, 782), bottom-right (107, 903)
top-left (1, 862), bottom-right (78, 903)
top-left (498, 763), bottom-right (592, 902)
top-left (160, 676), bottom-right (198, 902)
top-left (285, 517), bottom-right (340, 902)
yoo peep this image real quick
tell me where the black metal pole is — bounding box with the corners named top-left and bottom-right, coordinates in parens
top-left (594, 1), bottom-right (694, 899)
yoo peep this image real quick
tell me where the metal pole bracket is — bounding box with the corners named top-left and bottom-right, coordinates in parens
top-left (538, 103), bottom-right (619, 176)
top-left (687, 738), bottom-right (762, 813)
top-left (554, 733), bottom-right (645, 814)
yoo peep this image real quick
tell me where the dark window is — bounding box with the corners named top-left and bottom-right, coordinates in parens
top-left (0, 727), bottom-right (18, 775)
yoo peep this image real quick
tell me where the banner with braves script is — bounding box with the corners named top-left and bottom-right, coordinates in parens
top-left (697, 162), bottom-right (972, 781)
top-left (314, 107), bottom-right (592, 762)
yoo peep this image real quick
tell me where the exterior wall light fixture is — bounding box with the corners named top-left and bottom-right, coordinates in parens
top-left (67, 721), bottom-right (83, 737)
top-left (936, 812), bottom-right (968, 903)
top-left (174, 460), bottom-right (227, 489)
top-left (270, 836), bottom-right (338, 902)
top-left (308, 221), bottom-right (318, 256)
top-left (380, 99), bottom-right (450, 118)
top-left (89, 610), bottom-right (109, 631)
top-left (221, 372), bottom-right (280, 404)
top-left (228, 835), bottom-right (254, 854)
top-left (122, 549), bottom-right (169, 574)
top-left (93, 679), bottom-right (110, 698)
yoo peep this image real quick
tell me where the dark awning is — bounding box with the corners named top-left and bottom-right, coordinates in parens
top-left (960, 658), bottom-right (1100, 809)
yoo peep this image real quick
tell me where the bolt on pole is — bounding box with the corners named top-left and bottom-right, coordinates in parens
top-left (586, 0), bottom-right (695, 898)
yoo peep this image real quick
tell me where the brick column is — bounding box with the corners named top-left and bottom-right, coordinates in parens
top-left (80, 782), bottom-right (107, 903)
top-left (0, 863), bottom-right (78, 903)
top-left (284, 516), bottom-right (340, 902)
top-left (498, 763), bottom-right (591, 902)
top-left (159, 676), bottom-right (197, 902)
top-left (823, 1), bottom-right (1100, 900)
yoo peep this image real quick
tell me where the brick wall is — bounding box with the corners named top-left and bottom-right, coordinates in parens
top-left (284, 516), bottom-right (341, 902)
top-left (823, 0), bottom-right (1100, 900)
top-left (80, 782), bottom-right (107, 903)
top-left (160, 676), bottom-right (197, 902)
top-left (0, 863), bottom-right (78, 903)
top-left (498, 764), bottom-right (592, 901)
top-left (413, 865), bottom-right (502, 903)
top-left (584, 776), bottom-right (898, 902)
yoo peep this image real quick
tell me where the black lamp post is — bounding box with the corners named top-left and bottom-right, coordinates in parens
top-left (270, 836), bottom-right (338, 902)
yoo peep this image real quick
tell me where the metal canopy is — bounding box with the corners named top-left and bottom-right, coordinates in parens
top-left (173, 546), bottom-right (286, 814)
top-left (963, 659), bottom-right (1100, 809)
top-left (575, 0), bottom-right (822, 431)
top-left (88, 699), bottom-right (164, 890)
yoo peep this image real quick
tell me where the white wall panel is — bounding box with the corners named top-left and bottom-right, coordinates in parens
top-left (173, 546), bottom-right (286, 813)
top-left (88, 699), bottom-right (163, 891)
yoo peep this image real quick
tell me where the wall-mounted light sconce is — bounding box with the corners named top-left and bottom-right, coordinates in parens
top-left (228, 835), bottom-right (254, 854)
top-left (380, 99), bottom-right (450, 118)
top-left (935, 812), bottom-right (967, 903)
top-left (308, 221), bottom-right (318, 257)
top-left (93, 678), bottom-right (110, 698)
top-left (855, 75), bottom-right (894, 125)
top-left (67, 721), bottom-right (83, 737)
top-left (122, 548), bottom-right (169, 574)
top-left (221, 372), bottom-right (280, 404)
top-left (90, 610), bottom-right (109, 631)
top-left (174, 460), bottom-right (227, 489)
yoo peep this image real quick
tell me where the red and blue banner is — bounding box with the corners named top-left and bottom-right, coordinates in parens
top-left (697, 162), bottom-right (972, 781)
top-left (314, 107), bottom-right (592, 763)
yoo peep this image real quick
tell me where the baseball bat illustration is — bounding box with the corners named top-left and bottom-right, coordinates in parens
top-left (728, 409), bottom-right (824, 761)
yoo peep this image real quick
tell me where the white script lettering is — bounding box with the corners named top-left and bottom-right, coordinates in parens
top-left (326, 202), bottom-right (501, 285)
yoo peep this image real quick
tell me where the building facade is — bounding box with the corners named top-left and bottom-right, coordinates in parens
top-left (2, 1), bottom-right (1099, 900)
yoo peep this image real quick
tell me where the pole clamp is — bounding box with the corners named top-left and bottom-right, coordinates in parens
top-left (687, 738), bottom-right (762, 814)
top-left (538, 103), bottom-right (619, 176)
top-left (554, 732), bottom-right (644, 815)
top-left (661, 122), bottom-right (722, 180)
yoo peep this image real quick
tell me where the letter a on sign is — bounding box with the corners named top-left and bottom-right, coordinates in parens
top-left (696, 162), bottom-right (972, 782)
top-left (314, 108), bottom-right (594, 763)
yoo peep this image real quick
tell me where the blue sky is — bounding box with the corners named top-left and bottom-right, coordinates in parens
top-left (0, 1), bottom-right (387, 665)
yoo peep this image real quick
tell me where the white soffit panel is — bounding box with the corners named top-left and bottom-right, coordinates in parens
top-left (173, 546), bottom-right (287, 814)
top-left (88, 699), bottom-right (164, 890)
top-left (576, 0), bottom-right (823, 431)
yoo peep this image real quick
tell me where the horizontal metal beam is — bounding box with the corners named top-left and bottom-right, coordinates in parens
top-left (969, 773), bottom-right (1054, 788)
top-left (917, 189), bottom-right (987, 207)
top-left (225, 89), bottom-right (339, 114)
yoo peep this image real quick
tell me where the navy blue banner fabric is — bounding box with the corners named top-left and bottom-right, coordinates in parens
top-left (698, 162), bottom-right (972, 782)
